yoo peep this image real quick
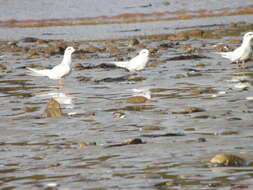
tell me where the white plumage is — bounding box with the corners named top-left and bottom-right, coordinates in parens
top-left (27, 47), bottom-right (75, 81)
top-left (112, 49), bottom-right (149, 72)
top-left (217, 32), bottom-right (253, 65)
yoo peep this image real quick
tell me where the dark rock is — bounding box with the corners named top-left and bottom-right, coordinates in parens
top-left (106, 46), bottom-right (121, 54)
top-left (129, 38), bottom-right (140, 46)
top-left (42, 98), bottom-right (62, 118)
top-left (167, 34), bottom-right (189, 41)
top-left (123, 138), bottom-right (143, 145)
top-left (186, 71), bottom-right (203, 77)
top-left (79, 142), bottom-right (96, 147)
top-left (175, 74), bottom-right (186, 78)
top-left (105, 138), bottom-right (144, 148)
top-left (141, 133), bottom-right (185, 138)
top-left (76, 76), bottom-right (91, 82)
top-left (178, 29), bottom-right (205, 38)
top-left (180, 44), bottom-right (197, 53)
top-left (172, 107), bottom-right (205, 114)
top-left (123, 96), bottom-right (152, 104)
top-left (81, 46), bottom-right (101, 53)
top-left (0, 64), bottom-right (7, 70)
top-left (166, 54), bottom-right (209, 61)
top-left (95, 74), bottom-right (146, 83)
top-left (210, 153), bottom-right (246, 167)
top-left (198, 137), bottom-right (206, 142)
top-left (21, 37), bottom-right (39, 43)
top-left (27, 49), bottom-right (40, 57)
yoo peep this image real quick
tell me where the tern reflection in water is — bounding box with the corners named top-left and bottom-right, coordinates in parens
top-left (132, 88), bottom-right (151, 99)
top-left (35, 91), bottom-right (74, 108)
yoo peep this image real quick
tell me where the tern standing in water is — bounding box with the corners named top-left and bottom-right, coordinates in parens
top-left (112, 49), bottom-right (149, 72)
top-left (27, 47), bottom-right (75, 86)
top-left (217, 32), bottom-right (253, 67)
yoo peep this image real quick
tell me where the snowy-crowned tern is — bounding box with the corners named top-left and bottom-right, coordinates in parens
top-left (27, 47), bottom-right (75, 85)
top-left (217, 32), bottom-right (253, 67)
top-left (112, 49), bottom-right (149, 72)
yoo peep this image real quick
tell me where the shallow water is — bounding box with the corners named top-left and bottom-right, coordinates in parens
top-left (1, 1), bottom-right (253, 190)
top-left (0, 0), bottom-right (253, 40)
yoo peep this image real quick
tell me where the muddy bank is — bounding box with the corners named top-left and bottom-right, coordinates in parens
top-left (1, 22), bottom-right (253, 59)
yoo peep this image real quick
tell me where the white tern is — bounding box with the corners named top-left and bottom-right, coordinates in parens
top-left (27, 47), bottom-right (75, 85)
top-left (112, 49), bottom-right (149, 72)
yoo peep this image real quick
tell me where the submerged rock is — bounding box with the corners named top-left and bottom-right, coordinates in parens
top-left (26, 49), bottom-right (40, 57)
top-left (21, 37), bottom-right (39, 43)
top-left (0, 64), bottom-right (7, 70)
top-left (106, 105), bottom-right (155, 112)
top-left (139, 125), bottom-right (161, 131)
top-left (42, 98), bottom-right (63, 118)
top-left (106, 46), bottom-right (121, 54)
top-left (95, 74), bottom-right (146, 83)
top-left (74, 63), bottom-right (85, 70)
top-left (106, 138), bottom-right (144, 148)
top-left (79, 142), bottom-right (96, 147)
top-left (214, 44), bottom-right (232, 52)
top-left (42, 42), bottom-right (67, 55)
top-left (167, 34), bottom-right (189, 41)
top-left (180, 44), bottom-right (197, 53)
top-left (186, 71), bottom-right (203, 77)
top-left (123, 138), bottom-right (143, 145)
top-left (141, 133), bottom-right (184, 138)
top-left (127, 75), bottom-right (146, 81)
top-left (175, 74), bottom-right (187, 78)
top-left (172, 106), bottom-right (205, 114)
top-left (166, 54), bottom-right (209, 61)
top-left (76, 76), bottom-right (91, 82)
top-left (178, 29), bottom-right (205, 38)
top-left (198, 137), bottom-right (206, 142)
top-left (129, 38), bottom-right (140, 46)
top-left (210, 153), bottom-right (246, 167)
top-left (190, 87), bottom-right (218, 96)
top-left (81, 45), bottom-right (102, 53)
top-left (123, 96), bottom-right (152, 104)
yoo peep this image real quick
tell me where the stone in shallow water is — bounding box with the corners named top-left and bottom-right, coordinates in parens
top-left (210, 153), bottom-right (245, 167)
top-left (0, 64), bottom-right (7, 70)
top-left (198, 137), bottom-right (206, 142)
top-left (79, 142), bottom-right (96, 147)
top-left (123, 96), bottom-right (152, 104)
top-left (21, 37), bottom-right (39, 43)
top-left (26, 49), bottom-right (40, 57)
top-left (123, 138), bottom-right (143, 145)
top-left (106, 46), bottom-right (121, 54)
top-left (76, 76), bottom-right (91, 82)
top-left (81, 45), bottom-right (102, 53)
top-left (172, 106), bottom-right (205, 114)
top-left (42, 98), bottom-right (62, 118)
top-left (129, 38), bottom-right (140, 46)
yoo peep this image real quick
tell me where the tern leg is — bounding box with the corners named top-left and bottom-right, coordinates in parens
top-left (241, 61), bottom-right (246, 69)
top-left (59, 78), bottom-right (64, 88)
top-left (236, 61), bottom-right (242, 68)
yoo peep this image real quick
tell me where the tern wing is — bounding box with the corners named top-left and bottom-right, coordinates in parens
top-left (111, 61), bottom-right (129, 69)
top-left (218, 52), bottom-right (233, 59)
top-left (217, 46), bottom-right (244, 62)
top-left (27, 67), bottom-right (52, 77)
top-left (216, 51), bottom-right (237, 61)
